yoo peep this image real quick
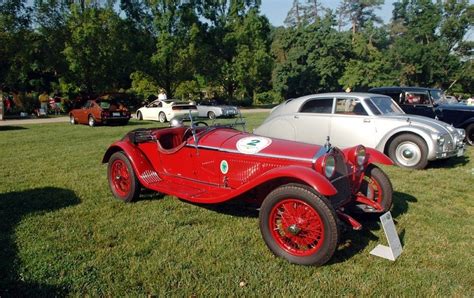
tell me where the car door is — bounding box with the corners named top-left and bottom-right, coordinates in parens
top-left (292, 97), bottom-right (334, 145)
top-left (329, 97), bottom-right (378, 148)
top-left (143, 101), bottom-right (161, 120)
top-left (79, 101), bottom-right (92, 123)
top-left (399, 91), bottom-right (436, 118)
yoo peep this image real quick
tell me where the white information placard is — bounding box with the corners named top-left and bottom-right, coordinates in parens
top-left (370, 211), bottom-right (403, 261)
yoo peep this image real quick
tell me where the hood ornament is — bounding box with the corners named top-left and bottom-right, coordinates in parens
top-left (324, 136), bottom-right (332, 152)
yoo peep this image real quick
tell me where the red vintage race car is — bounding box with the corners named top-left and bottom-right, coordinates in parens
top-left (103, 119), bottom-right (394, 266)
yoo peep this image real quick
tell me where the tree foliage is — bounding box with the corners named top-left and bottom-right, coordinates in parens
top-left (0, 0), bottom-right (472, 105)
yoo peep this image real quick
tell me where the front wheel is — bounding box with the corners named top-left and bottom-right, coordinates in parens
top-left (465, 123), bottom-right (474, 146)
top-left (107, 152), bottom-right (141, 202)
top-left (356, 165), bottom-right (393, 213)
top-left (388, 134), bottom-right (428, 169)
top-left (137, 111), bottom-right (143, 121)
top-left (259, 184), bottom-right (339, 266)
top-left (69, 114), bottom-right (76, 125)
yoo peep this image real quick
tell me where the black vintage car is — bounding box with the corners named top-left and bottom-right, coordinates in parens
top-left (369, 86), bottom-right (474, 145)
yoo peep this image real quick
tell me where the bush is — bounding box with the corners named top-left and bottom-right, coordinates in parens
top-left (254, 91), bottom-right (283, 104)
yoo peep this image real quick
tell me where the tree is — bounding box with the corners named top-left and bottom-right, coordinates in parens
top-left (336, 0), bottom-right (383, 36)
top-left (63, 4), bottom-right (141, 93)
top-left (272, 12), bottom-right (351, 98)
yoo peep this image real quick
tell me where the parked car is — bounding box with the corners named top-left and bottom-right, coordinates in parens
top-left (197, 100), bottom-right (239, 119)
top-left (254, 93), bottom-right (465, 170)
top-left (136, 99), bottom-right (198, 123)
top-left (103, 118), bottom-right (394, 266)
top-left (369, 87), bottom-right (474, 145)
top-left (69, 97), bottom-right (131, 127)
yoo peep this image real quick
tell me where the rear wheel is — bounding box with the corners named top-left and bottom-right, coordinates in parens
top-left (88, 115), bottom-right (96, 127)
top-left (259, 184), bottom-right (339, 266)
top-left (356, 165), bottom-right (393, 213)
top-left (107, 152), bottom-right (141, 202)
top-left (159, 112), bottom-right (166, 123)
top-left (465, 123), bottom-right (474, 146)
top-left (208, 111), bottom-right (216, 120)
top-left (388, 134), bottom-right (428, 169)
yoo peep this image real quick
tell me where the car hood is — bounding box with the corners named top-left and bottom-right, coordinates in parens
top-left (437, 103), bottom-right (474, 112)
top-left (381, 113), bottom-right (459, 135)
top-left (194, 127), bottom-right (322, 161)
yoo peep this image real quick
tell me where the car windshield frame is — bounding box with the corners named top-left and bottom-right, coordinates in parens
top-left (365, 97), bottom-right (404, 115)
top-left (430, 89), bottom-right (448, 104)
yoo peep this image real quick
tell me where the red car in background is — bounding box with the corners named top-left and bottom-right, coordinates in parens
top-left (103, 118), bottom-right (394, 266)
top-left (69, 97), bottom-right (131, 126)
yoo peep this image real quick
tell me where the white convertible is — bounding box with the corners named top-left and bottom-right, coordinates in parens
top-left (254, 93), bottom-right (465, 169)
top-left (136, 100), bottom-right (198, 123)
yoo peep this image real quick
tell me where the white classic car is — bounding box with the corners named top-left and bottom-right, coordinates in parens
top-left (196, 100), bottom-right (239, 119)
top-left (136, 99), bottom-right (198, 123)
top-left (254, 93), bottom-right (466, 169)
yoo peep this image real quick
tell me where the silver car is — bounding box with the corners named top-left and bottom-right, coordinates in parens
top-left (254, 93), bottom-right (465, 169)
top-left (197, 101), bottom-right (239, 119)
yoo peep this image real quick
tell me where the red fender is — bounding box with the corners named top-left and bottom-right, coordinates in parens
top-left (103, 141), bottom-right (158, 186)
top-left (365, 147), bottom-right (393, 165)
top-left (252, 165), bottom-right (338, 196)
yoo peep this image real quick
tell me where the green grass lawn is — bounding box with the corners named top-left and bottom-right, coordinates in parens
top-left (0, 113), bottom-right (473, 296)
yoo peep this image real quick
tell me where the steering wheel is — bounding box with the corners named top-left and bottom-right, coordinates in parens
top-left (194, 121), bottom-right (208, 127)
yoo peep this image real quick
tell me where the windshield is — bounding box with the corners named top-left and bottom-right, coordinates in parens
top-left (365, 97), bottom-right (404, 115)
top-left (431, 89), bottom-right (447, 104)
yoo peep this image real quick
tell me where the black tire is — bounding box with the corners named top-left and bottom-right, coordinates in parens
top-left (88, 115), bottom-right (96, 127)
top-left (465, 123), bottom-right (474, 146)
top-left (388, 134), bottom-right (428, 169)
top-left (259, 184), bottom-right (339, 266)
top-left (208, 111), bottom-right (216, 120)
top-left (69, 114), bottom-right (76, 125)
top-left (107, 152), bottom-right (141, 202)
top-left (159, 112), bottom-right (167, 123)
top-left (137, 111), bottom-right (143, 121)
top-left (356, 165), bottom-right (393, 213)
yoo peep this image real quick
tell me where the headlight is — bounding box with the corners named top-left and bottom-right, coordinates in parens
top-left (324, 155), bottom-right (336, 178)
top-left (314, 154), bottom-right (337, 179)
top-left (437, 135), bottom-right (446, 146)
top-left (355, 145), bottom-right (366, 166)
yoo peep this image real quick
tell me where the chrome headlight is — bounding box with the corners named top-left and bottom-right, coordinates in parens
top-left (324, 155), bottom-right (336, 178)
top-left (437, 135), bottom-right (446, 146)
top-left (314, 154), bottom-right (336, 179)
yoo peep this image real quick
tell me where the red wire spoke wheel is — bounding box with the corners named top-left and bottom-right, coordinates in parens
top-left (259, 184), bottom-right (339, 266)
top-left (269, 199), bottom-right (325, 256)
top-left (107, 152), bottom-right (141, 202)
top-left (111, 159), bottom-right (131, 197)
top-left (359, 165), bottom-right (393, 213)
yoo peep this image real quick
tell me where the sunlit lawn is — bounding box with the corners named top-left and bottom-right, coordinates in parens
top-left (0, 113), bottom-right (473, 296)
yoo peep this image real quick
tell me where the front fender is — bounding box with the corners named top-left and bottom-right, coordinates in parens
top-left (366, 147), bottom-right (393, 165)
top-left (249, 165), bottom-right (338, 196)
top-left (103, 141), bottom-right (157, 187)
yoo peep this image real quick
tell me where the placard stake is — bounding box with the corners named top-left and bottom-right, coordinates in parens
top-left (370, 211), bottom-right (402, 261)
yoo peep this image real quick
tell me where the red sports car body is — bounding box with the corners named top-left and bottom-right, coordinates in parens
top-left (70, 99), bottom-right (131, 126)
top-left (103, 121), bottom-right (393, 265)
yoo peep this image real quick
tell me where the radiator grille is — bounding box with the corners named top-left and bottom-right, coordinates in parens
top-left (328, 148), bottom-right (351, 208)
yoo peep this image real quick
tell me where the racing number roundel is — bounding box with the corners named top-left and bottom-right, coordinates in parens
top-left (236, 136), bottom-right (272, 154)
top-left (220, 160), bottom-right (229, 174)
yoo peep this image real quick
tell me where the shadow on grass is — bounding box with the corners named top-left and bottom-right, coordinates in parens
top-left (0, 187), bottom-right (81, 296)
top-left (189, 198), bottom-right (259, 218)
top-left (329, 191), bottom-right (416, 265)
top-left (0, 126), bottom-right (28, 131)
top-left (427, 155), bottom-right (469, 169)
